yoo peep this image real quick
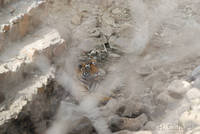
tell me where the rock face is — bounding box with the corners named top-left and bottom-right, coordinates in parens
top-left (0, 1), bottom-right (67, 132)
top-left (0, 78), bottom-right (69, 134)
top-left (0, 91), bottom-right (5, 104)
top-left (0, 1), bottom-right (46, 52)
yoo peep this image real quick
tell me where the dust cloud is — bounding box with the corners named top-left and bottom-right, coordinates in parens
top-left (42, 0), bottom-right (200, 134)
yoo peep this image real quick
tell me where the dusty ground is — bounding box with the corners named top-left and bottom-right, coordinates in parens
top-left (1, 0), bottom-right (200, 134)
top-left (0, 0), bottom-right (35, 25)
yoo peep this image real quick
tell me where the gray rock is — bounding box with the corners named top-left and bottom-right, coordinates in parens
top-left (112, 8), bottom-right (122, 14)
top-left (167, 80), bottom-right (191, 99)
top-left (186, 127), bottom-right (200, 134)
top-left (113, 130), bottom-right (152, 134)
top-left (68, 116), bottom-right (94, 134)
top-left (179, 110), bottom-right (200, 131)
top-left (109, 115), bottom-right (125, 132)
top-left (143, 121), bottom-right (157, 130)
top-left (109, 53), bottom-right (121, 58)
top-left (133, 131), bottom-right (152, 134)
top-left (109, 114), bottom-right (148, 132)
top-left (157, 91), bottom-right (178, 106)
top-left (71, 15), bottom-right (82, 25)
top-left (136, 66), bottom-right (153, 77)
top-left (117, 101), bottom-right (145, 118)
top-left (186, 88), bottom-right (200, 101)
top-left (113, 130), bottom-right (132, 134)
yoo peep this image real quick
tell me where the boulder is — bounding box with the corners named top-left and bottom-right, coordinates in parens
top-left (143, 121), bottom-right (157, 130)
top-left (113, 130), bottom-right (152, 134)
top-left (132, 131), bottom-right (152, 134)
top-left (186, 127), bottom-right (200, 134)
top-left (112, 8), bottom-right (122, 14)
top-left (71, 15), bottom-right (82, 25)
top-left (157, 91), bottom-right (178, 106)
top-left (109, 114), bottom-right (148, 132)
top-left (116, 101), bottom-right (145, 118)
top-left (179, 110), bottom-right (200, 131)
top-left (68, 116), bottom-right (94, 134)
top-left (167, 80), bottom-right (191, 99)
top-left (186, 88), bottom-right (200, 104)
